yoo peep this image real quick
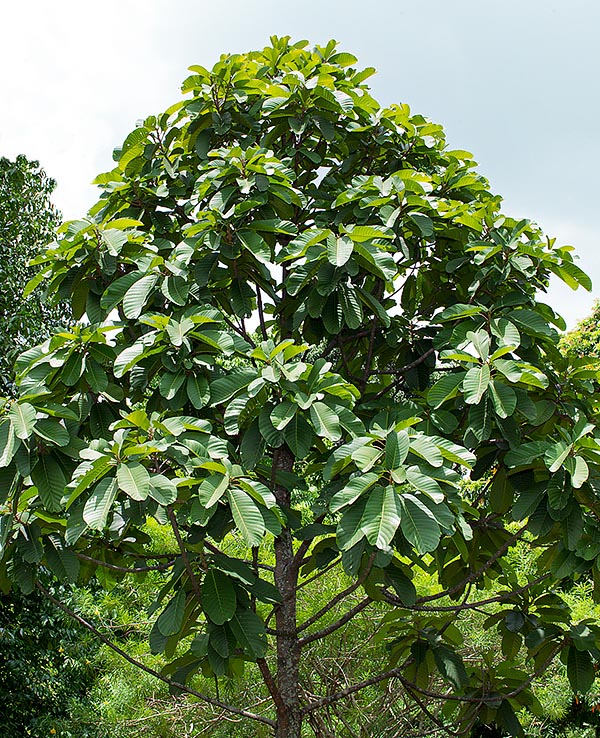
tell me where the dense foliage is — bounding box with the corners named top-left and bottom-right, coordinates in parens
top-left (560, 301), bottom-right (600, 360)
top-left (0, 155), bottom-right (65, 395)
top-left (0, 586), bottom-right (96, 737)
top-left (1, 37), bottom-right (599, 737)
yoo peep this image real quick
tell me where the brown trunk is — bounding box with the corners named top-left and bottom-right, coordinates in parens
top-left (273, 446), bottom-right (302, 738)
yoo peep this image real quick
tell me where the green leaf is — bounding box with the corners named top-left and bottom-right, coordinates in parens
top-left (489, 380), bottom-right (517, 419)
top-left (427, 373), bottom-right (465, 408)
top-left (239, 229), bottom-right (271, 263)
top-left (400, 495), bottom-right (440, 553)
top-left (123, 274), bottom-right (158, 319)
top-left (149, 474), bottom-right (178, 505)
top-left (186, 373), bottom-right (210, 409)
top-left (46, 545), bottom-right (80, 583)
top-left (271, 401), bottom-right (297, 430)
top-left (117, 462), bottom-right (150, 501)
top-left (202, 570), bottom-right (236, 625)
top-left (283, 414), bottom-right (314, 459)
top-left (210, 371), bottom-right (257, 405)
top-left (326, 235), bottom-right (354, 266)
top-left (33, 418), bottom-right (70, 447)
top-left (8, 403), bottom-right (36, 440)
top-left (330, 472), bottom-right (380, 513)
top-left (361, 485), bottom-right (401, 549)
top-left (385, 431), bottom-right (410, 469)
top-left (310, 401), bottom-right (341, 441)
top-left (409, 435), bottom-right (443, 468)
top-left (406, 467), bottom-right (444, 503)
top-left (567, 646), bottom-right (595, 693)
top-left (83, 477), bottom-right (118, 530)
top-left (157, 589), bottom-right (187, 636)
top-left (0, 421), bottom-right (18, 468)
top-left (227, 487), bottom-right (265, 546)
top-left (32, 455), bottom-right (67, 512)
top-left (463, 364), bottom-right (491, 405)
top-left (432, 645), bottom-right (468, 689)
top-left (229, 608), bottom-right (267, 658)
top-left (544, 441), bottom-right (573, 473)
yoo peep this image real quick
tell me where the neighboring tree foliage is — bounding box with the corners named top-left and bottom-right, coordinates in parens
top-left (560, 301), bottom-right (600, 360)
top-left (0, 155), bottom-right (64, 394)
top-left (0, 586), bottom-right (95, 737)
top-left (1, 37), bottom-right (599, 737)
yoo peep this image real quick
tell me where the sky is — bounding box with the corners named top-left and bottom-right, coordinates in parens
top-left (1, 0), bottom-right (598, 328)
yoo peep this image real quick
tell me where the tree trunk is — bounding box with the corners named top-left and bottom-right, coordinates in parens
top-left (273, 447), bottom-right (302, 738)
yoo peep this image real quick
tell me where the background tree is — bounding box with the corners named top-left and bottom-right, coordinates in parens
top-left (560, 301), bottom-right (600, 360)
top-left (0, 155), bottom-right (65, 394)
top-left (1, 37), bottom-right (600, 738)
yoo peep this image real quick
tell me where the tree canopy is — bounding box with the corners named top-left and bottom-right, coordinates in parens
top-left (1, 37), bottom-right (599, 737)
top-left (0, 155), bottom-right (64, 395)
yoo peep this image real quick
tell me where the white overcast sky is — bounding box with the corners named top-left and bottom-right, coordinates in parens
top-left (1, 0), bottom-right (598, 328)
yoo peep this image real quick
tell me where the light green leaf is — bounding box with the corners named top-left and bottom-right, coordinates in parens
top-left (326, 235), bottom-right (354, 266)
top-left (330, 472), bottom-right (380, 513)
top-left (117, 462), bottom-right (150, 500)
top-left (149, 474), bottom-right (178, 505)
top-left (310, 401), bottom-right (341, 441)
top-left (8, 402), bottom-right (37, 440)
top-left (427, 373), bottom-right (465, 408)
top-left (463, 365), bottom-right (491, 405)
top-left (0, 421), bottom-right (18, 468)
top-left (406, 467), bottom-right (444, 503)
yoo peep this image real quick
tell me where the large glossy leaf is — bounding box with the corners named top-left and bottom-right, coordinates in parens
top-left (283, 414), bottom-right (314, 459)
top-left (326, 235), bottom-right (354, 266)
top-left (463, 364), bottom-right (491, 405)
top-left (123, 274), bottom-right (158, 319)
top-left (400, 495), bottom-right (440, 553)
top-left (117, 462), bottom-right (150, 501)
top-left (31, 455), bottom-right (67, 512)
top-left (567, 646), bottom-right (595, 693)
top-left (229, 608), bottom-right (267, 658)
top-left (361, 485), bottom-right (401, 549)
top-left (427, 373), bottom-right (465, 409)
top-left (0, 421), bottom-right (18, 468)
top-left (8, 402), bottom-right (36, 440)
top-left (83, 477), bottom-right (118, 530)
top-left (157, 589), bottom-right (187, 636)
top-left (227, 487), bottom-right (265, 546)
top-left (310, 402), bottom-right (341, 441)
top-left (202, 570), bottom-right (236, 625)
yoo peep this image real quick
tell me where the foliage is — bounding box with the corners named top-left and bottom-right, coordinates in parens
top-left (560, 301), bottom-right (600, 360)
top-left (1, 36), bottom-right (599, 737)
top-left (0, 585), bottom-right (97, 737)
top-left (0, 155), bottom-right (65, 395)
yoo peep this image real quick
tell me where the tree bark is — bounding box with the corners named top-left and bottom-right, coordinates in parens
top-left (273, 446), bottom-right (302, 738)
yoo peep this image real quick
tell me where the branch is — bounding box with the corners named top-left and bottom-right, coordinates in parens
top-left (256, 287), bottom-right (268, 341)
top-left (76, 552), bottom-right (176, 573)
top-left (414, 524), bottom-right (527, 605)
top-left (36, 582), bottom-right (276, 728)
top-left (384, 573), bottom-right (550, 613)
top-left (297, 553), bottom-right (375, 634)
top-left (371, 347), bottom-right (436, 400)
top-left (167, 507), bottom-right (203, 604)
top-left (298, 596), bottom-right (372, 647)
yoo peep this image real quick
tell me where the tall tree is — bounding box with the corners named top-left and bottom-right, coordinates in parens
top-left (560, 300), bottom-right (600, 360)
top-left (1, 38), bottom-right (600, 738)
top-left (0, 155), bottom-right (64, 394)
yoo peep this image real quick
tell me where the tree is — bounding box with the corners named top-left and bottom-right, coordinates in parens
top-left (0, 155), bottom-right (64, 395)
top-left (1, 37), bottom-right (599, 737)
top-left (560, 300), bottom-right (600, 360)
